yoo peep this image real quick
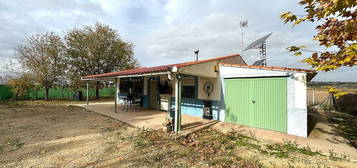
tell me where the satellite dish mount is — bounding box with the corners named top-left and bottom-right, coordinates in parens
top-left (244, 33), bottom-right (273, 66)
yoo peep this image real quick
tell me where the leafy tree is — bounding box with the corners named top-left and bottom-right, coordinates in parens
top-left (16, 32), bottom-right (65, 100)
top-left (281, 0), bottom-right (356, 71)
top-left (64, 22), bottom-right (138, 99)
top-left (6, 73), bottom-right (34, 100)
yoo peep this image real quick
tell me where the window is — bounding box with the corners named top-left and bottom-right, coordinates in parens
top-left (179, 77), bottom-right (197, 99)
top-left (182, 85), bottom-right (195, 98)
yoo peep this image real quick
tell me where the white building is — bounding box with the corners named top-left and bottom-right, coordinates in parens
top-left (82, 54), bottom-right (316, 137)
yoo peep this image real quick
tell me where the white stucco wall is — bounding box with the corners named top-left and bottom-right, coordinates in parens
top-left (179, 61), bottom-right (218, 78)
top-left (116, 78), bottom-right (121, 104)
top-left (287, 72), bottom-right (307, 137)
top-left (198, 77), bottom-right (221, 101)
top-left (219, 65), bottom-right (308, 137)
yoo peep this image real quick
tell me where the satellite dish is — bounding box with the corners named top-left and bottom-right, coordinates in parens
top-left (244, 33), bottom-right (273, 51)
top-left (203, 81), bottom-right (214, 98)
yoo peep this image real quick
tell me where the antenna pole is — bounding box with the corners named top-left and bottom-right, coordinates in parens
top-left (240, 21), bottom-right (248, 57)
top-left (241, 27), bottom-right (243, 57)
top-left (260, 42), bottom-right (267, 66)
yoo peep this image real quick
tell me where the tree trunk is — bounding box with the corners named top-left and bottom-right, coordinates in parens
top-left (45, 88), bottom-right (49, 101)
top-left (96, 81), bottom-right (100, 99)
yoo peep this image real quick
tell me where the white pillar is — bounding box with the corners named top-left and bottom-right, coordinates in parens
top-left (86, 82), bottom-right (89, 105)
top-left (116, 78), bottom-right (120, 104)
top-left (174, 74), bottom-right (182, 132)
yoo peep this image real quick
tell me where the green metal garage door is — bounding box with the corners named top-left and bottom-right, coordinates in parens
top-left (224, 77), bottom-right (287, 132)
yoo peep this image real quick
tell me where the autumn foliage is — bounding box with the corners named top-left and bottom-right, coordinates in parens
top-left (281, 0), bottom-right (356, 71)
top-left (6, 73), bottom-right (34, 99)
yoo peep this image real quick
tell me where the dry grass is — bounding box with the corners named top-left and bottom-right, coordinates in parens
top-left (0, 104), bottom-right (258, 168)
top-left (1, 103), bottom-right (357, 167)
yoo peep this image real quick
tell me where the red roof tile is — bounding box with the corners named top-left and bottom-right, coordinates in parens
top-left (83, 54), bottom-right (241, 79)
top-left (219, 63), bottom-right (316, 73)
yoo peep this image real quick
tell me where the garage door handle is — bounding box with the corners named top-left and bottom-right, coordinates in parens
top-left (252, 100), bottom-right (256, 104)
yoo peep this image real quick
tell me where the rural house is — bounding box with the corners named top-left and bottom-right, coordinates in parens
top-left (82, 54), bottom-right (316, 137)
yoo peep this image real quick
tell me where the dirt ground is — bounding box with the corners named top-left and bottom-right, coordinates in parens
top-left (0, 104), bottom-right (255, 168)
top-left (1, 104), bottom-right (357, 168)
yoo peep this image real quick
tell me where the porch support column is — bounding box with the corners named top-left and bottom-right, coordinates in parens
top-left (86, 82), bottom-right (89, 105)
top-left (114, 78), bottom-right (118, 113)
top-left (174, 74), bottom-right (182, 132)
top-left (116, 78), bottom-right (120, 104)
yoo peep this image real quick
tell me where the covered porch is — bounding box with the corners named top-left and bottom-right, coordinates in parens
top-left (81, 56), bottom-right (233, 133)
top-left (82, 72), bottom-right (197, 133)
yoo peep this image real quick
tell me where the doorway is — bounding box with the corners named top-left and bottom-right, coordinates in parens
top-left (149, 80), bottom-right (158, 109)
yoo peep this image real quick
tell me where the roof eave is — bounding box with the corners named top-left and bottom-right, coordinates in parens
top-left (81, 71), bottom-right (171, 80)
top-left (81, 54), bottom-right (242, 80)
top-left (219, 63), bottom-right (316, 73)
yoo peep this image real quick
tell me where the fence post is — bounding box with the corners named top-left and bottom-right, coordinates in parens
top-left (312, 90), bottom-right (315, 105)
top-left (114, 78), bottom-right (117, 113)
top-left (86, 82), bottom-right (89, 105)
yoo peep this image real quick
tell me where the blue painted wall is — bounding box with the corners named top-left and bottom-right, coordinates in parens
top-left (171, 97), bottom-right (223, 119)
top-left (142, 95), bottom-right (149, 107)
top-left (182, 98), bottom-right (204, 117)
top-left (171, 97), bottom-right (203, 117)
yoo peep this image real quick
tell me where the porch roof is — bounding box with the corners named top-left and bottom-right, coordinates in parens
top-left (82, 54), bottom-right (241, 80)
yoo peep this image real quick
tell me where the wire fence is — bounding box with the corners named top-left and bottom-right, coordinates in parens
top-left (0, 85), bottom-right (115, 100)
top-left (307, 89), bottom-right (331, 106)
top-left (308, 89), bottom-right (357, 115)
top-left (0, 85), bottom-right (12, 100)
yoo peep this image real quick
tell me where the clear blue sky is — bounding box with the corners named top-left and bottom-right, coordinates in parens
top-left (0, 0), bottom-right (355, 81)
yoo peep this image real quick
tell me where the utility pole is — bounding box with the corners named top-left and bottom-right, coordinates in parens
top-left (240, 21), bottom-right (248, 57)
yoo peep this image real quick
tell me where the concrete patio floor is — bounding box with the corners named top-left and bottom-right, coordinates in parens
top-left (76, 102), bottom-right (357, 160)
top-left (77, 102), bottom-right (217, 137)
